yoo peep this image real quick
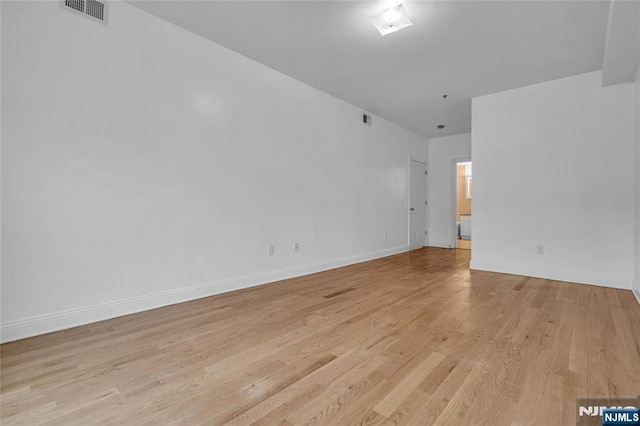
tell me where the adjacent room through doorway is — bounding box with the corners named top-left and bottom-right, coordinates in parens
top-left (455, 161), bottom-right (472, 250)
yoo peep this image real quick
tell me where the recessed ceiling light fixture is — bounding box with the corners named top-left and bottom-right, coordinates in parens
top-left (370, 3), bottom-right (413, 36)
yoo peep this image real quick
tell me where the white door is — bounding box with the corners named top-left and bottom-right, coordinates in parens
top-left (409, 160), bottom-right (427, 249)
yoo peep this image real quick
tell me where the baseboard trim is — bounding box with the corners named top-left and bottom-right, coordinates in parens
top-left (0, 246), bottom-right (409, 344)
top-left (633, 285), bottom-right (640, 305)
top-left (428, 241), bottom-right (454, 249)
top-left (469, 260), bottom-right (632, 290)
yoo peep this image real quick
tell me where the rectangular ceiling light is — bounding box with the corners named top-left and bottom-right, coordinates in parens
top-left (370, 3), bottom-right (413, 36)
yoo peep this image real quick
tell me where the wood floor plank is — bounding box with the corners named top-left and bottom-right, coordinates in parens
top-left (1, 248), bottom-right (639, 425)
top-left (373, 351), bottom-right (446, 417)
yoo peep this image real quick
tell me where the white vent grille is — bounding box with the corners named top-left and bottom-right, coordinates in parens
top-left (62, 0), bottom-right (107, 25)
top-left (86, 0), bottom-right (105, 21)
top-left (65, 0), bottom-right (84, 13)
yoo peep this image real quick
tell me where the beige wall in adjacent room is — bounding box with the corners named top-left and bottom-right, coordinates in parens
top-left (456, 164), bottom-right (472, 222)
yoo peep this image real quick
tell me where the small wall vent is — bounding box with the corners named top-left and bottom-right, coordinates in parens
top-left (65, 0), bottom-right (84, 13)
top-left (362, 113), bottom-right (372, 126)
top-left (86, 0), bottom-right (105, 21)
top-left (62, 0), bottom-right (108, 25)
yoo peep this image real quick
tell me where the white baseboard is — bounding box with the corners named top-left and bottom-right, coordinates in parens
top-left (633, 282), bottom-right (640, 305)
top-left (469, 260), bottom-right (632, 290)
top-left (428, 241), bottom-right (454, 249)
top-left (0, 246), bottom-right (409, 344)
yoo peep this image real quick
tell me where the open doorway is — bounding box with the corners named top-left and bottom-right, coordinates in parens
top-left (455, 161), bottom-right (472, 250)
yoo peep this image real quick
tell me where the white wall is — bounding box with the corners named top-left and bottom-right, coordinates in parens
top-left (602, 0), bottom-right (640, 87)
top-left (634, 61), bottom-right (640, 301)
top-left (427, 133), bottom-right (471, 248)
top-left (472, 71), bottom-right (635, 289)
top-left (0, 1), bottom-right (428, 342)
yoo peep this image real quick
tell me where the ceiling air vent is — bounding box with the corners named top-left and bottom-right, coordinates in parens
top-left (62, 0), bottom-right (108, 25)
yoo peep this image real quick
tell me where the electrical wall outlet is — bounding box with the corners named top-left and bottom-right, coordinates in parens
top-left (537, 245), bottom-right (544, 255)
top-left (294, 242), bottom-right (300, 252)
top-left (383, 233), bottom-right (388, 241)
top-left (268, 245), bottom-right (275, 256)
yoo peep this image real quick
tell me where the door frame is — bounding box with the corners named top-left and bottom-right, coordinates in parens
top-left (450, 157), bottom-right (471, 249)
top-left (408, 156), bottom-right (428, 248)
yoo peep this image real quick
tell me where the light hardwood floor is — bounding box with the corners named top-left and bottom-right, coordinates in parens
top-left (456, 239), bottom-right (471, 250)
top-left (2, 248), bottom-right (639, 425)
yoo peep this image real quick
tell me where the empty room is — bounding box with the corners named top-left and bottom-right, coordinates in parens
top-left (1, 0), bottom-right (639, 425)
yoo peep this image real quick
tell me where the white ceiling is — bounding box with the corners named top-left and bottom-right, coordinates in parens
top-left (130, 1), bottom-right (610, 139)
